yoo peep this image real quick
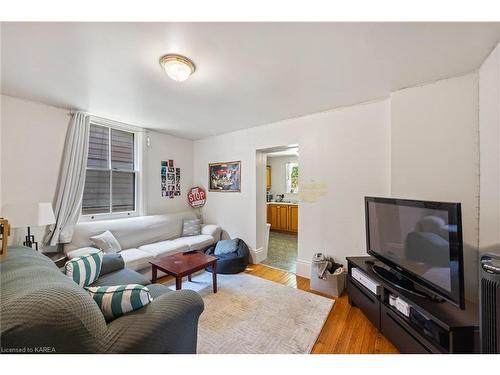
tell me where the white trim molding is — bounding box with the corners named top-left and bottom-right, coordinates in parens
top-left (296, 259), bottom-right (311, 279)
top-left (249, 247), bottom-right (266, 264)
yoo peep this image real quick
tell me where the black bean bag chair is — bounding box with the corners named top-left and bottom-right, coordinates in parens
top-left (204, 238), bottom-right (250, 274)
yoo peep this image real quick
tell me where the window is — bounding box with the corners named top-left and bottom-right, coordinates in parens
top-left (286, 162), bottom-right (299, 194)
top-left (82, 123), bottom-right (138, 216)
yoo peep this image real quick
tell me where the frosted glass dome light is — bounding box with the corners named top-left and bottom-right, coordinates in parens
top-left (160, 54), bottom-right (196, 82)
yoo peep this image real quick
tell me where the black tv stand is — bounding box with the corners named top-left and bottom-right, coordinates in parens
top-left (346, 256), bottom-right (479, 353)
top-left (371, 263), bottom-right (445, 302)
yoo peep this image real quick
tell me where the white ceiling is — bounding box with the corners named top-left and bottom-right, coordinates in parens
top-left (2, 22), bottom-right (500, 140)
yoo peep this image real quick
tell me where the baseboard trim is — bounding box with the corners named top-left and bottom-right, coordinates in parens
top-left (296, 259), bottom-right (311, 279)
top-left (249, 247), bottom-right (266, 264)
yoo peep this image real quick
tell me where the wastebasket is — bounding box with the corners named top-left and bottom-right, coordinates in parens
top-left (310, 268), bottom-right (346, 297)
top-left (310, 253), bottom-right (346, 297)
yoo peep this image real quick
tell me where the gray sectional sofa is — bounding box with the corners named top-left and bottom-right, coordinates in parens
top-left (0, 247), bottom-right (204, 353)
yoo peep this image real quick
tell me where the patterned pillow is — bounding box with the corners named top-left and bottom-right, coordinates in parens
top-left (182, 219), bottom-right (201, 237)
top-left (85, 284), bottom-right (153, 321)
top-left (90, 230), bottom-right (122, 253)
top-left (65, 251), bottom-right (104, 287)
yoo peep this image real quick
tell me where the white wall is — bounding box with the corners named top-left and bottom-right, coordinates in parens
top-left (1, 95), bottom-right (194, 247)
top-left (194, 100), bottom-right (391, 276)
top-left (1, 95), bottom-right (69, 244)
top-left (390, 73), bottom-right (480, 302)
top-left (144, 130), bottom-right (194, 214)
top-left (479, 44), bottom-right (500, 254)
top-left (267, 154), bottom-right (299, 200)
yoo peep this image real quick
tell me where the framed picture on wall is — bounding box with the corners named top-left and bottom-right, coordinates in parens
top-left (208, 161), bottom-right (241, 192)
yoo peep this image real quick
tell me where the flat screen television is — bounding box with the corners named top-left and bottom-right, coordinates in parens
top-left (365, 197), bottom-right (465, 309)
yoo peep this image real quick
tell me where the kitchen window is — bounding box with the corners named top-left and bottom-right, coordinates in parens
top-left (82, 122), bottom-right (139, 218)
top-left (286, 162), bottom-right (299, 194)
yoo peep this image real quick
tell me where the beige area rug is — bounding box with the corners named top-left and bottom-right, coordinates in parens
top-left (166, 272), bottom-right (334, 354)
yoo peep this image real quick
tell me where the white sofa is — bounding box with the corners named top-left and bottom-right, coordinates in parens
top-left (64, 211), bottom-right (221, 272)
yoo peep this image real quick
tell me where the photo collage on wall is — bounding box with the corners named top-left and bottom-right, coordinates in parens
top-left (161, 160), bottom-right (181, 199)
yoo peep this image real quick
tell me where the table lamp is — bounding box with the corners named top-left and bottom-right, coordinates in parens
top-left (2, 202), bottom-right (56, 251)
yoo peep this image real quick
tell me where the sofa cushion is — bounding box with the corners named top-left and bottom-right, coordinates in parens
top-left (170, 235), bottom-right (215, 251)
top-left (100, 254), bottom-right (125, 275)
top-left (119, 249), bottom-right (154, 271)
top-left (138, 241), bottom-right (189, 258)
top-left (146, 284), bottom-right (173, 299)
top-left (90, 230), bottom-right (122, 253)
top-left (85, 284), bottom-right (153, 321)
top-left (67, 246), bottom-right (100, 259)
top-left (65, 251), bottom-right (104, 287)
top-left (201, 224), bottom-right (222, 241)
top-left (92, 268), bottom-right (151, 287)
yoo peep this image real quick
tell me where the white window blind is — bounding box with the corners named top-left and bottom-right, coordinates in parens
top-left (82, 124), bottom-right (137, 216)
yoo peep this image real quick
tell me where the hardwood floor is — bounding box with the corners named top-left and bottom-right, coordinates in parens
top-left (244, 263), bottom-right (399, 354)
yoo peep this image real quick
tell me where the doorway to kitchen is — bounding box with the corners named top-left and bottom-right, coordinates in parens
top-left (261, 146), bottom-right (299, 273)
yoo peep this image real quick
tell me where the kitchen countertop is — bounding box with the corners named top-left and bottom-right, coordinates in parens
top-left (266, 201), bottom-right (298, 205)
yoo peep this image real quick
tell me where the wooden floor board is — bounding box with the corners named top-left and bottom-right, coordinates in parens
top-left (244, 263), bottom-right (399, 354)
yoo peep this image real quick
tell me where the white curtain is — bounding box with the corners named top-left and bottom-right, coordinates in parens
top-left (44, 112), bottom-right (89, 246)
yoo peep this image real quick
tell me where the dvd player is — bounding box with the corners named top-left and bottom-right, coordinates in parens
top-left (351, 267), bottom-right (381, 295)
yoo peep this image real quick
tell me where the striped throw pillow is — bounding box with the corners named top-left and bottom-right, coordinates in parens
top-left (85, 284), bottom-right (153, 321)
top-left (65, 251), bottom-right (104, 287)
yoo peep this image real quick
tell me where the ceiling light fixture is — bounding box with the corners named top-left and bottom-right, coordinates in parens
top-left (159, 54), bottom-right (196, 82)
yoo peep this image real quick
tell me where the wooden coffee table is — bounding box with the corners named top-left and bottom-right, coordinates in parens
top-left (150, 251), bottom-right (218, 293)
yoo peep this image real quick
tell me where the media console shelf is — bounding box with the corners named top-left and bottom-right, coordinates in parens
top-left (346, 256), bottom-right (479, 353)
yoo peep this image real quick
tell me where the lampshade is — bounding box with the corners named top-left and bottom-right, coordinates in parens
top-left (38, 203), bottom-right (56, 226)
top-left (1, 202), bottom-right (56, 228)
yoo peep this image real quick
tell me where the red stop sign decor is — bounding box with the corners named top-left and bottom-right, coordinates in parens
top-left (188, 186), bottom-right (206, 208)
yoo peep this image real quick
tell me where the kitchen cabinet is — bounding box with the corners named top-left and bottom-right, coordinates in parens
top-left (278, 206), bottom-right (288, 230)
top-left (289, 205), bottom-right (298, 232)
top-left (266, 166), bottom-right (271, 191)
top-left (268, 204), bottom-right (278, 228)
top-left (267, 204), bottom-right (298, 233)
